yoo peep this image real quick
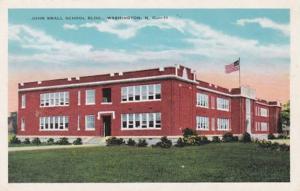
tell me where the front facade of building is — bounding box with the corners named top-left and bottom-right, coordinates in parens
top-left (17, 65), bottom-right (281, 141)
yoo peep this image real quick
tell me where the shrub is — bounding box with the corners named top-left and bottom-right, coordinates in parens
top-left (137, 139), bottom-right (148, 147)
top-left (182, 128), bottom-right (197, 138)
top-left (175, 137), bottom-right (185, 147)
top-left (32, 137), bottom-right (41, 145)
top-left (73, 138), bottom-right (82, 145)
top-left (127, 138), bottom-right (136, 146)
top-left (106, 137), bottom-right (124, 146)
top-left (268, 133), bottom-right (276, 140)
top-left (201, 136), bottom-right (210, 144)
top-left (56, 137), bottom-right (70, 145)
top-left (241, 132), bottom-right (251, 143)
top-left (155, 136), bottom-right (172, 148)
top-left (183, 135), bottom-right (198, 145)
top-left (23, 138), bottom-right (31, 144)
top-left (212, 136), bottom-right (221, 143)
top-left (222, 132), bottom-right (234, 142)
top-left (47, 138), bottom-right (55, 145)
top-left (9, 135), bottom-right (21, 144)
top-left (257, 140), bottom-right (289, 152)
top-left (194, 136), bottom-right (210, 145)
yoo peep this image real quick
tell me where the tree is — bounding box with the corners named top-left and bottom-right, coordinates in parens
top-left (280, 101), bottom-right (290, 130)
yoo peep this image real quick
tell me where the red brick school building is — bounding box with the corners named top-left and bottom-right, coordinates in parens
top-left (17, 65), bottom-right (281, 142)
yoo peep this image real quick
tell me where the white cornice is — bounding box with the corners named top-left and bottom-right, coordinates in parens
top-left (19, 74), bottom-right (198, 92)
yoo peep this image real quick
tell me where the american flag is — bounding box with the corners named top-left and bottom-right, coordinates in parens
top-left (225, 59), bottom-right (240, 74)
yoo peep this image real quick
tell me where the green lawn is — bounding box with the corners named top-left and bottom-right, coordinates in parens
top-left (9, 143), bottom-right (290, 182)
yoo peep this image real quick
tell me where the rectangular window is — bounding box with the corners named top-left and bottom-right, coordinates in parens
top-left (257, 107), bottom-right (268, 117)
top-left (86, 89), bottom-right (95, 105)
top-left (21, 118), bottom-right (25, 131)
top-left (155, 84), bottom-right (161, 99)
top-left (128, 114), bottom-right (134, 128)
top-left (217, 98), bottom-right (230, 111)
top-left (155, 113), bottom-right (161, 128)
top-left (121, 112), bottom-right (162, 130)
top-left (102, 88), bottom-right (112, 103)
top-left (148, 113), bottom-right (154, 128)
top-left (196, 93), bottom-right (209, 108)
top-left (141, 85), bottom-right (147, 100)
top-left (122, 114), bottom-right (127, 128)
top-left (40, 92), bottom-right (69, 107)
top-left (217, 118), bottom-right (230, 130)
top-left (121, 87), bottom-right (127, 102)
top-left (134, 86), bottom-right (141, 101)
top-left (141, 113), bottom-right (147, 128)
top-left (121, 84), bottom-right (161, 102)
top-left (85, 115), bottom-right (95, 130)
top-left (135, 114), bottom-right (141, 128)
top-left (39, 116), bottom-right (69, 131)
top-left (256, 122), bottom-right (268, 131)
top-left (21, 95), bottom-right (26, 109)
top-left (196, 116), bottom-right (209, 130)
top-left (128, 87), bottom-right (134, 101)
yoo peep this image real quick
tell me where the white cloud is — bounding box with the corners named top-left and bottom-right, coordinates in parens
top-left (236, 17), bottom-right (289, 36)
top-left (9, 17), bottom-right (289, 73)
top-left (63, 24), bottom-right (78, 30)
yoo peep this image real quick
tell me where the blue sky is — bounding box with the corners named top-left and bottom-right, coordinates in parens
top-left (8, 9), bottom-right (290, 111)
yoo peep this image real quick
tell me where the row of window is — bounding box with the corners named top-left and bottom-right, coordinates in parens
top-left (196, 116), bottom-right (230, 131)
top-left (121, 84), bottom-right (161, 102)
top-left (256, 106), bottom-right (268, 117)
top-left (39, 116), bottom-right (69, 130)
top-left (255, 122), bottom-right (268, 131)
top-left (121, 113), bottom-right (161, 129)
top-left (40, 92), bottom-right (69, 107)
top-left (196, 93), bottom-right (230, 111)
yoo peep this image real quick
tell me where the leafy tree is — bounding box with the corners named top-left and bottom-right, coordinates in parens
top-left (281, 101), bottom-right (290, 127)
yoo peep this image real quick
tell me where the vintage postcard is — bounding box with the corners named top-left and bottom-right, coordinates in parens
top-left (1, 0), bottom-right (299, 191)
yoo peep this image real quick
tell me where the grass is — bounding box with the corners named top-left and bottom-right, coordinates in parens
top-left (9, 143), bottom-right (289, 182)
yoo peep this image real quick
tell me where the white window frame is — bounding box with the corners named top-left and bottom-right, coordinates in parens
top-left (121, 84), bottom-right (161, 103)
top-left (121, 112), bottom-right (162, 130)
top-left (217, 118), bottom-right (230, 131)
top-left (196, 116), bottom-right (209, 130)
top-left (196, 93), bottom-right (209, 108)
top-left (85, 115), bottom-right (95, 130)
top-left (21, 95), bottom-right (26, 109)
top-left (39, 116), bottom-right (69, 131)
top-left (86, 89), bottom-right (95, 105)
top-left (40, 92), bottom-right (69, 107)
top-left (217, 97), bottom-right (230, 111)
top-left (21, 118), bottom-right (25, 131)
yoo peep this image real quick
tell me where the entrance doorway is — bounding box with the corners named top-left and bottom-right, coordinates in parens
top-left (102, 116), bottom-right (111, 136)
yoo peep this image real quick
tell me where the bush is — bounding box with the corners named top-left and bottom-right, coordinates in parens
top-left (175, 137), bottom-right (185, 147)
top-left (32, 137), bottom-right (41, 145)
top-left (257, 140), bottom-right (289, 152)
top-left (182, 128), bottom-right (197, 138)
top-left (155, 136), bottom-right (172, 148)
top-left (47, 138), bottom-right (55, 145)
top-left (137, 139), bottom-right (148, 147)
top-left (23, 138), bottom-right (31, 144)
top-left (212, 136), bottom-right (221, 143)
top-left (183, 135), bottom-right (198, 145)
top-left (222, 132), bottom-right (234, 142)
top-left (268, 133), bottom-right (276, 140)
top-left (9, 135), bottom-right (21, 144)
top-left (73, 138), bottom-right (82, 145)
top-left (56, 137), bottom-right (70, 145)
top-left (127, 138), bottom-right (136, 146)
top-left (106, 137), bottom-right (124, 146)
top-left (241, 132), bottom-right (251, 143)
top-left (194, 136), bottom-right (210, 145)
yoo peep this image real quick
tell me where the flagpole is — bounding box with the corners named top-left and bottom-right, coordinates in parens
top-left (238, 57), bottom-right (241, 88)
